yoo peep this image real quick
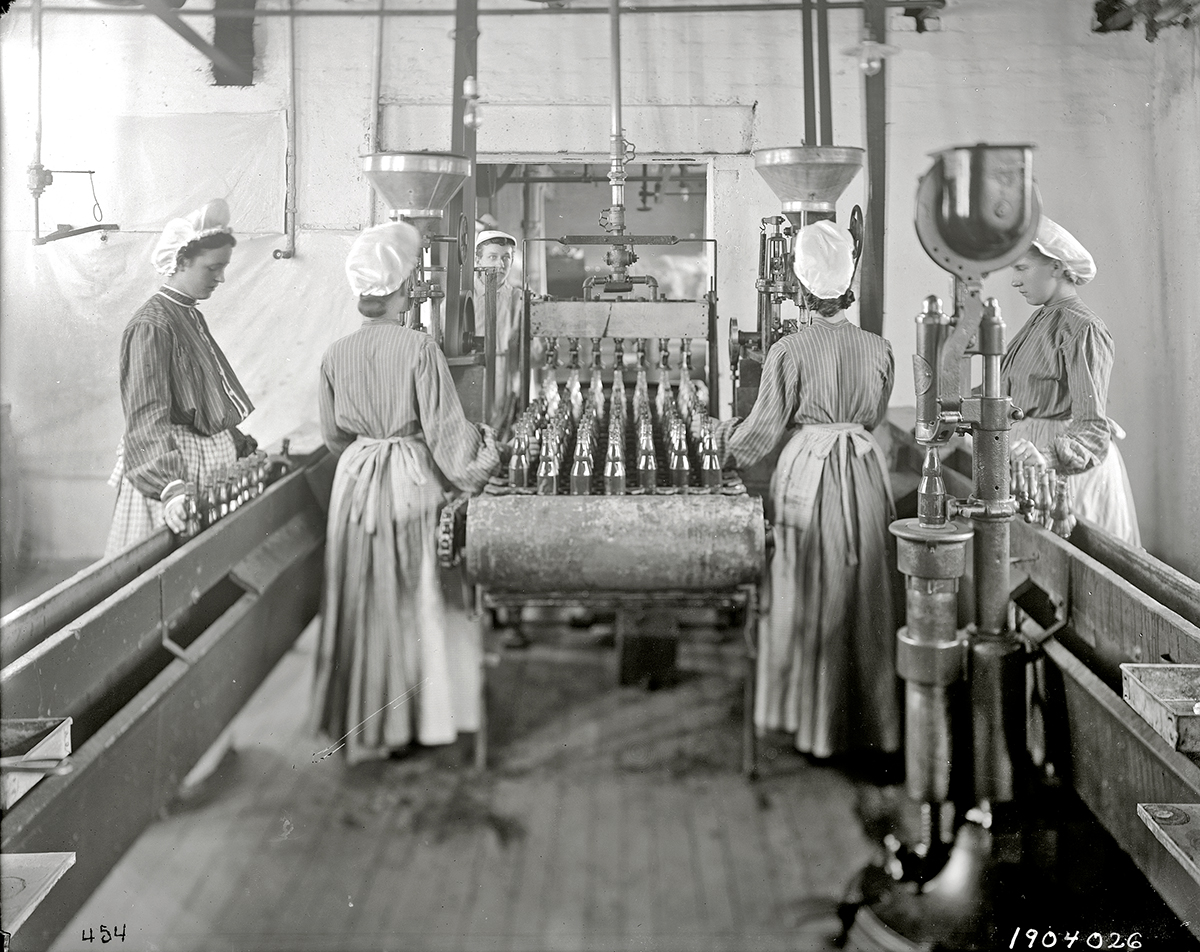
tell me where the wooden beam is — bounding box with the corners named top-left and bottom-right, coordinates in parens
top-left (860, 0), bottom-right (886, 336)
top-left (1071, 520), bottom-right (1200, 630)
top-left (1, 530), bottom-right (174, 666)
top-left (139, 0), bottom-right (253, 86)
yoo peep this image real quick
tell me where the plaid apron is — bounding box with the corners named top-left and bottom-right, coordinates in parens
top-left (103, 426), bottom-right (238, 559)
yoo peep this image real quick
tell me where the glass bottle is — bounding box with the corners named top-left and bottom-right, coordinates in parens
top-left (1050, 474), bottom-right (1075, 539)
top-left (603, 430), bottom-right (626, 495)
top-left (1036, 467), bottom-right (1054, 529)
top-left (1023, 465), bottom-right (1039, 523)
top-left (637, 420), bottom-right (657, 491)
top-left (216, 465), bottom-right (230, 519)
top-left (570, 438), bottom-right (593, 495)
top-left (537, 436), bottom-right (558, 495)
top-left (1011, 459), bottom-right (1027, 514)
top-left (509, 430), bottom-right (530, 488)
top-left (700, 421), bottom-right (722, 488)
top-left (669, 419), bottom-right (691, 488)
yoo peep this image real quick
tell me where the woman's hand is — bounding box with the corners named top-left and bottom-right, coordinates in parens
top-left (689, 413), bottom-right (716, 444)
top-left (163, 494), bottom-right (189, 534)
top-left (1010, 438), bottom-right (1047, 470)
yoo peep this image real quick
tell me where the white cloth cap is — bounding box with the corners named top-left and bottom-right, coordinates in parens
top-left (345, 221), bottom-right (424, 297)
top-left (1031, 216), bottom-right (1096, 285)
top-left (152, 199), bottom-right (233, 276)
top-left (476, 229), bottom-right (516, 250)
top-left (792, 220), bottom-right (855, 300)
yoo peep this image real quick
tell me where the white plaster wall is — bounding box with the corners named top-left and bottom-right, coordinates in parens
top-left (1147, 23), bottom-right (1200, 578)
top-left (1, 0), bottom-right (1197, 576)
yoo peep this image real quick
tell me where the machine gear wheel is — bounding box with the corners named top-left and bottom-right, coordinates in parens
top-left (437, 495), bottom-right (469, 569)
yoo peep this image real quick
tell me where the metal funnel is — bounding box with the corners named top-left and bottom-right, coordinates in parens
top-left (754, 146), bottom-right (864, 222)
top-left (363, 152), bottom-right (471, 220)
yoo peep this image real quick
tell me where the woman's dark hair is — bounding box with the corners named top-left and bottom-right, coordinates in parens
top-left (176, 231), bottom-right (237, 272)
top-left (358, 289), bottom-right (401, 318)
top-left (799, 284), bottom-right (854, 318)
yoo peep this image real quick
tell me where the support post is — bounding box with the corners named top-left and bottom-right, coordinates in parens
top-left (860, 0), bottom-right (887, 337)
top-left (445, 0), bottom-right (479, 358)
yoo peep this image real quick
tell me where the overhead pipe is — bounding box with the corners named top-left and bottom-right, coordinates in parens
top-left (27, 1), bottom-right (945, 16)
top-left (273, 0), bottom-right (298, 258)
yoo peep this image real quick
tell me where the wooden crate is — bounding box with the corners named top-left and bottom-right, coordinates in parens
top-left (1121, 663), bottom-right (1200, 752)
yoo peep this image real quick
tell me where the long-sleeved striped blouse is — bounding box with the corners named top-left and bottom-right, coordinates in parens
top-left (319, 320), bottom-right (499, 493)
top-left (1001, 297), bottom-right (1113, 475)
top-left (719, 318), bottom-right (894, 470)
top-left (119, 287), bottom-right (254, 500)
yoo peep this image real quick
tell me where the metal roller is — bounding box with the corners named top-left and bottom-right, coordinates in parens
top-left (465, 494), bottom-right (765, 592)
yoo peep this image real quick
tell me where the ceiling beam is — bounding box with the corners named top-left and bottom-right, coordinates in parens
top-left (139, 0), bottom-right (253, 85)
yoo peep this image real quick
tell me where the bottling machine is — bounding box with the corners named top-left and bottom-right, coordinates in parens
top-left (729, 146), bottom-right (864, 417)
top-left (430, 0), bottom-right (768, 776)
top-left (437, 172), bottom-right (768, 775)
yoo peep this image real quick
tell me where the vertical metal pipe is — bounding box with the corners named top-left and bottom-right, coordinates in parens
top-left (31, 0), bottom-right (45, 241)
top-left (483, 269), bottom-right (497, 424)
top-left (815, 0), bottom-right (833, 146)
top-left (859, 0), bottom-right (887, 337)
top-left (890, 522), bottom-right (970, 806)
top-left (366, 0), bottom-right (385, 227)
top-left (607, 0), bottom-right (626, 234)
top-left (800, 0), bottom-right (816, 144)
top-left (33, 0), bottom-right (43, 168)
top-left (274, 0), bottom-right (298, 258)
top-left (447, 0), bottom-right (479, 359)
top-left (969, 296), bottom-right (1022, 803)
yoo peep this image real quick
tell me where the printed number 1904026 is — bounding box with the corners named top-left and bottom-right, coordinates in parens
top-left (1010, 929), bottom-right (1143, 949)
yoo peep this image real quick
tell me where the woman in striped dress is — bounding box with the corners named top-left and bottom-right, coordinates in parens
top-left (1006, 217), bottom-right (1140, 545)
top-left (312, 222), bottom-right (503, 763)
top-left (105, 199), bottom-right (257, 558)
top-left (704, 220), bottom-right (899, 761)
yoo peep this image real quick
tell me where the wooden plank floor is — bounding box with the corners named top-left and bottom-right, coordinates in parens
top-left (50, 618), bottom-right (872, 952)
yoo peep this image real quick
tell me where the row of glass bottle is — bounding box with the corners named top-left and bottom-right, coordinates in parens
top-left (180, 449), bottom-right (277, 536)
top-left (506, 341), bottom-right (721, 494)
top-left (1012, 458), bottom-right (1075, 538)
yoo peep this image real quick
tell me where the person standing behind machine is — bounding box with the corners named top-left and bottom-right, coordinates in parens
top-left (312, 221), bottom-right (504, 763)
top-left (698, 220), bottom-right (899, 766)
top-left (104, 199), bottom-right (257, 558)
top-left (1005, 217), bottom-right (1140, 546)
top-left (472, 230), bottom-right (523, 423)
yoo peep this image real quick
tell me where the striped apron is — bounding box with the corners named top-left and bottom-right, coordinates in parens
top-left (757, 423), bottom-right (900, 757)
top-left (311, 435), bottom-right (480, 763)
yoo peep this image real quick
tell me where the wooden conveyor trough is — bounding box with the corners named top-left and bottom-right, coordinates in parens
top-left (1, 453), bottom-right (336, 951)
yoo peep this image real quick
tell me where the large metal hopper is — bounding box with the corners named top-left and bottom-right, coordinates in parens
top-left (362, 152), bottom-right (471, 220)
top-left (754, 146), bottom-right (864, 222)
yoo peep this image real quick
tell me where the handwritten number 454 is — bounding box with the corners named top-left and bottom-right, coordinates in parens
top-left (81, 925), bottom-right (126, 943)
